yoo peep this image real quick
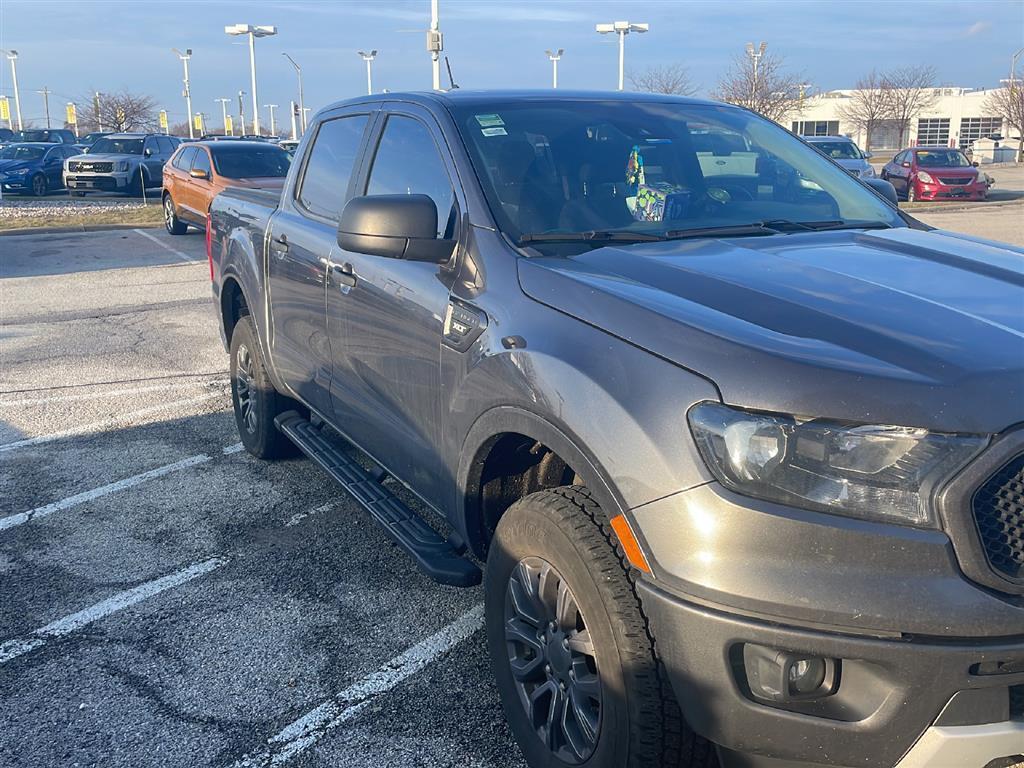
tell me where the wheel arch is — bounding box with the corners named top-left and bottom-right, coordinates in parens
top-left (458, 406), bottom-right (628, 559)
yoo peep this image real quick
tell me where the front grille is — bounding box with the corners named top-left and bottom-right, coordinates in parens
top-left (69, 161), bottom-right (112, 173)
top-left (937, 176), bottom-right (972, 185)
top-left (1011, 684), bottom-right (1023, 719)
top-left (972, 454), bottom-right (1024, 582)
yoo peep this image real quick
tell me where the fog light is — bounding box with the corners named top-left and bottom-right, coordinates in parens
top-left (743, 645), bottom-right (838, 703)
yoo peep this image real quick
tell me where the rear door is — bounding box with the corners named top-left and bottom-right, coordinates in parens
top-left (266, 106), bottom-right (373, 415)
top-left (327, 105), bottom-right (461, 507)
top-left (169, 146), bottom-right (199, 220)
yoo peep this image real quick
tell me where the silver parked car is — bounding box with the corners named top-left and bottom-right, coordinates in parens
top-left (803, 135), bottom-right (875, 179)
top-left (63, 133), bottom-right (180, 196)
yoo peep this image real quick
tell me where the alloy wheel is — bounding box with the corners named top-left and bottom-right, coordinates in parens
top-left (504, 556), bottom-right (602, 764)
top-left (164, 197), bottom-right (175, 231)
top-left (235, 343), bottom-right (258, 434)
top-left (32, 175), bottom-right (46, 196)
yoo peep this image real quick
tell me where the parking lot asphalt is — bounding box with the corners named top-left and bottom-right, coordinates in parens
top-left (0, 228), bottom-right (526, 768)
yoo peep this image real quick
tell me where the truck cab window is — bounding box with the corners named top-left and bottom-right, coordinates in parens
top-left (297, 115), bottom-right (368, 221)
top-left (366, 115), bottom-right (455, 239)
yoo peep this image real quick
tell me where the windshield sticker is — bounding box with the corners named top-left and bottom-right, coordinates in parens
top-left (481, 126), bottom-right (507, 137)
top-left (475, 114), bottom-right (505, 128)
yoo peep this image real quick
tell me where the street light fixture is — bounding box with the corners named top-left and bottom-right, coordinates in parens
top-left (225, 23), bottom-right (277, 136)
top-left (746, 41), bottom-right (768, 100)
top-left (1, 49), bottom-right (23, 130)
top-left (595, 22), bottom-right (648, 91)
top-left (358, 50), bottom-right (378, 95)
top-left (545, 49), bottom-right (564, 89)
top-left (172, 48), bottom-right (194, 139)
top-left (281, 52), bottom-right (306, 134)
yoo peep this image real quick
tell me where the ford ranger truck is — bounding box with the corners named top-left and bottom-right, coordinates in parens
top-left (207, 91), bottom-right (1024, 768)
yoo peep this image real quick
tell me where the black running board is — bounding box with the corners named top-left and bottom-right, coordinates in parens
top-left (274, 411), bottom-right (481, 587)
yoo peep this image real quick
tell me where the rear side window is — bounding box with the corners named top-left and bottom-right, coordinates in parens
top-left (157, 137), bottom-right (175, 154)
top-left (297, 115), bottom-right (368, 221)
top-left (366, 115), bottom-right (455, 238)
top-left (192, 149), bottom-right (212, 176)
top-left (173, 146), bottom-right (197, 170)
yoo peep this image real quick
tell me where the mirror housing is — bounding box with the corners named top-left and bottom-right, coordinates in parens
top-left (144, 148), bottom-right (153, 157)
top-left (972, 161), bottom-right (979, 167)
top-left (901, 161), bottom-right (911, 168)
top-left (189, 168), bottom-right (209, 180)
top-left (863, 151), bottom-right (873, 159)
top-left (864, 177), bottom-right (898, 206)
top-left (337, 194), bottom-right (455, 263)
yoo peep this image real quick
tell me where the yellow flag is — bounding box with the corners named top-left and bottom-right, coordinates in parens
top-left (158, 110), bottom-right (168, 130)
top-left (193, 114), bottom-right (203, 132)
top-left (224, 115), bottom-right (233, 135)
top-left (65, 103), bottom-right (77, 124)
top-left (0, 97), bottom-right (9, 122)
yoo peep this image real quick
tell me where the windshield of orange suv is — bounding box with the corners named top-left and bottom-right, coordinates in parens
top-left (450, 99), bottom-right (904, 247)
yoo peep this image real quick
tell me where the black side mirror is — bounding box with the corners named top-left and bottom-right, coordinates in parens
top-left (864, 177), bottom-right (898, 206)
top-left (144, 148), bottom-right (153, 157)
top-left (337, 194), bottom-right (455, 263)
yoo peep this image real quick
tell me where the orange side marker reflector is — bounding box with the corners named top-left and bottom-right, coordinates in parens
top-left (609, 514), bottom-right (652, 574)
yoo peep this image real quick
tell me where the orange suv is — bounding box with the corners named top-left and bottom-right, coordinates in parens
top-left (161, 140), bottom-right (291, 234)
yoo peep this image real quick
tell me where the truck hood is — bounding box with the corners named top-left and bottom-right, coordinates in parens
top-left (518, 227), bottom-right (1024, 434)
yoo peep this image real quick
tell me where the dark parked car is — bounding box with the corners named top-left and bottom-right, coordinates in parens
top-left (77, 131), bottom-right (112, 148)
top-left (881, 146), bottom-right (989, 202)
top-left (208, 90), bottom-right (1023, 768)
top-left (63, 133), bottom-right (180, 195)
top-left (10, 128), bottom-right (79, 145)
top-left (0, 142), bottom-right (78, 195)
top-left (803, 135), bottom-right (875, 179)
top-left (0, 127), bottom-right (14, 143)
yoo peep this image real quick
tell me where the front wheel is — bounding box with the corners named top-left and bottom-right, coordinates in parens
top-left (907, 184), bottom-right (917, 203)
top-left (486, 486), bottom-right (717, 768)
top-left (229, 315), bottom-right (299, 459)
top-left (30, 173), bottom-right (47, 197)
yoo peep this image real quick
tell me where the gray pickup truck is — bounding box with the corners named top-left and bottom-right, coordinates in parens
top-left (207, 90), bottom-right (1023, 768)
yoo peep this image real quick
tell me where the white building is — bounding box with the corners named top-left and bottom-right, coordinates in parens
top-left (791, 86), bottom-right (1013, 152)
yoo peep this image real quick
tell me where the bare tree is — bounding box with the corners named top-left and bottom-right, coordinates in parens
top-left (628, 63), bottom-right (698, 96)
top-left (714, 50), bottom-right (808, 123)
top-left (838, 70), bottom-right (889, 148)
top-left (880, 65), bottom-right (939, 146)
top-left (77, 90), bottom-right (158, 133)
top-left (983, 84), bottom-right (1024, 162)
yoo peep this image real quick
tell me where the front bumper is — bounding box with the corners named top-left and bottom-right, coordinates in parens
top-left (64, 171), bottom-right (132, 192)
top-left (639, 582), bottom-right (1024, 768)
top-left (916, 182), bottom-right (987, 200)
top-left (0, 174), bottom-right (32, 191)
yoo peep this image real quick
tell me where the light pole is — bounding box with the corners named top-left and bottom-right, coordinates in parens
top-left (746, 41), bottom-right (767, 102)
top-left (37, 86), bottom-right (51, 128)
top-left (428, 0), bottom-right (442, 91)
top-left (545, 49), bottom-right (563, 88)
top-left (238, 90), bottom-right (247, 135)
top-left (216, 97), bottom-right (231, 135)
top-left (282, 52), bottom-right (306, 134)
top-left (225, 24), bottom-right (277, 136)
top-left (1, 50), bottom-right (23, 130)
top-left (358, 50), bottom-right (378, 95)
top-left (172, 48), bottom-right (194, 139)
top-left (264, 104), bottom-right (278, 136)
top-left (595, 22), bottom-right (648, 91)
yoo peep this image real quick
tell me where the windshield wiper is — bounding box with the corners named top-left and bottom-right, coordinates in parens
top-left (518, 230), bottom-right (664, 246)
top-left (663, 223), bottom-right (785, 240)
top-left (811, 220), bottom-right (895, 231)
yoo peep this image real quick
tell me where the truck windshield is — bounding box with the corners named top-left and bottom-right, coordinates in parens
top-left (90, 138), bottom-right (144, 155)
top-left (449, 100), bottom-right (903, 243)
top-left (212, 147), bottom-right (291, 178)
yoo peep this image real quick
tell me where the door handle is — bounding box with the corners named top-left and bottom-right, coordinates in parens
top-left (330, 261), bottom-right (357, 288)
top-left (270, 233), bottom-right (289, 258)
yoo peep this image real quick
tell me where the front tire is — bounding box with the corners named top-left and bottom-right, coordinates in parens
top-left (486, 486), bottom-right (716, 768)
top-left (229, 315), bottom-right (298, 459)
top-left (163, 193), bottom-right (188, 235)
top-left (30, 173), bottom-right (47, 197)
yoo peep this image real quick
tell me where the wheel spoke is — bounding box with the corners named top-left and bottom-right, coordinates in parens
top-left (566, 686), bottom-right (599, 756)
top-left (570, 667), bottom-right (600, 700)
top-left (555, 579), bottom-right (579, 630)
top-left (508, 561), bottom-right (545, 626)
top-left (566, 628), bottom-right (594, 656)
top-left (505, 617), bottom-right (543, 653)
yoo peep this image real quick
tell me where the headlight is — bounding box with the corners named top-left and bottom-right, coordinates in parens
top-left (917, 171), bottom-right (935, 184)
top-left (687, 402), bottom-right (985, 527)
top-left (10, 167), bottom-right (30, 176)
top-left (860, 166), bottom-right (875, 178)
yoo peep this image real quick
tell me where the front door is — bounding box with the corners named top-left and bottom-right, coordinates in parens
top-left (266, 109), bottom-right (371, 415)
top-left (328, 107), bottom-right (459, 507)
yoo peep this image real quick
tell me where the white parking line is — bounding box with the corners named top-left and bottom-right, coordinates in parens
top-left (284, 499), bottom-right (342, 527)
top-left (133, 227), bottom-right (199, 263)
top-left (0, 557), bottom-right (228, 664)
top-left (0, 379), bottom-right (229, 408)
top-left (0, 391), bottom-right (227, 453)
top-left (231, 603), bottom-right (485, 767)
top-left (0, 453), bottom-right (212, 532)
top-left (222, 442), bottom-right (245, 455)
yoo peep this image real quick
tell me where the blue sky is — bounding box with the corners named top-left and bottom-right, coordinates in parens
top-left (2, 0), bottom-right (1022, 128)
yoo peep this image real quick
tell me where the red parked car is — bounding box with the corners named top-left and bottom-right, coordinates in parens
top-left (881, 147), bottom-right (988, 202)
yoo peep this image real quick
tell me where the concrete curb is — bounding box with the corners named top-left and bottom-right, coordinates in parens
top-left (0, 222), bottom-right (164, 237)
top-left (904, 198), bottom-right (1024, 214)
